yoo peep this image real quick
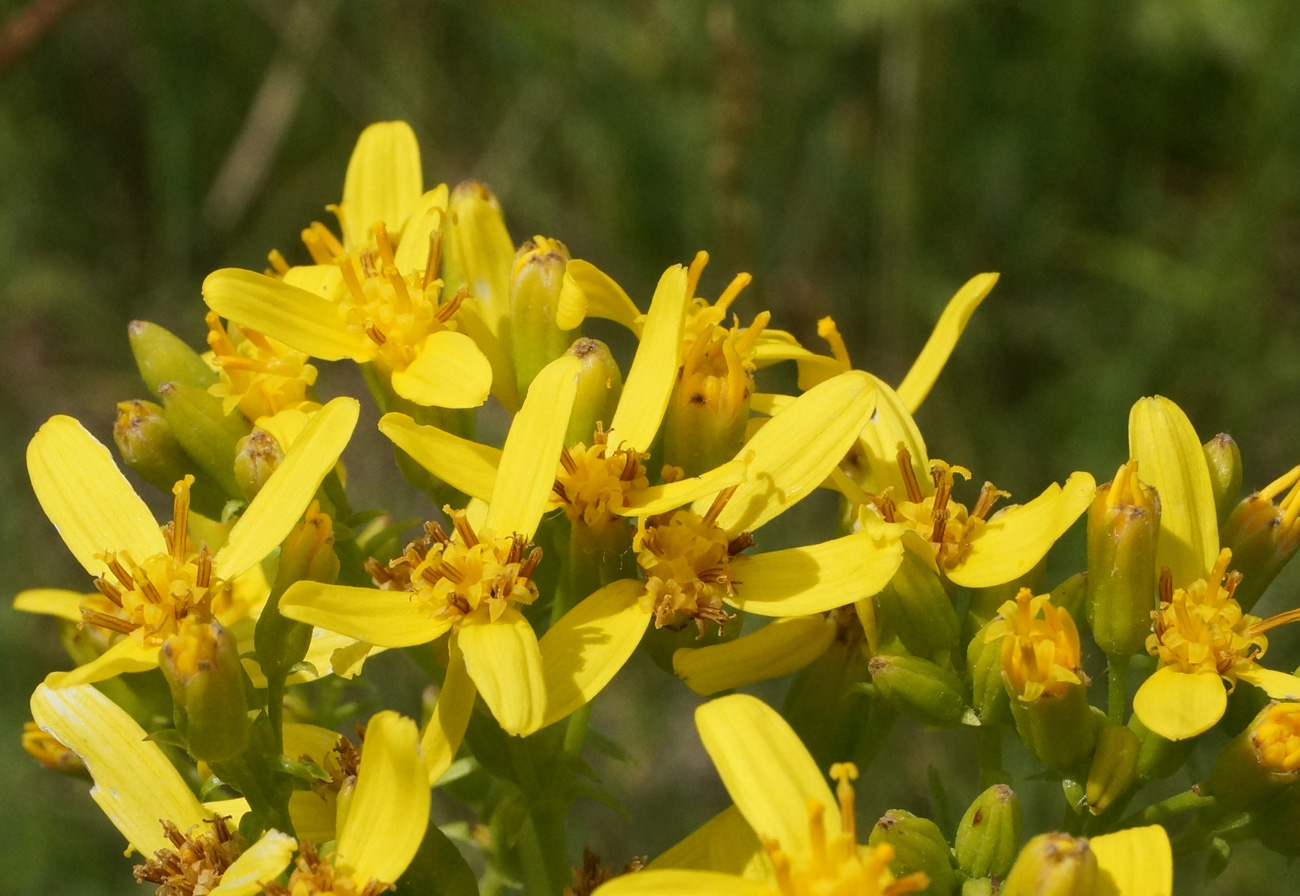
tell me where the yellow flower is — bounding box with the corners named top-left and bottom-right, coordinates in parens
top-left (202, 121), bottom-right (494, 411)
top-left (1001, 827), bottom-right (1173, 896)
top-left (1129, 396), bottom-right (1300, 740)
top-left (205, 311), bottom-right (319, 423)
top-left (987, 589), bottom-right (1087, 703)
top-left (19, 397), bottom-right (358, 687)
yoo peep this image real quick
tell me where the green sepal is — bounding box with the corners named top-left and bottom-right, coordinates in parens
top-left (129, 319), bottom-right (218, 395)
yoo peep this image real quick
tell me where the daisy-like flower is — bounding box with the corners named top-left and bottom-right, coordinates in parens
top-left (1129, 396), bottom-right (1300, 740)
top-left (203, 121), bottom-right (495, 412)
top-left (18, 397), bottom-right (358, 687)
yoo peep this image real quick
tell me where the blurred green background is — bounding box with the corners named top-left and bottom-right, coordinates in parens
top-left (5, 0), bottom-right (1300, 892)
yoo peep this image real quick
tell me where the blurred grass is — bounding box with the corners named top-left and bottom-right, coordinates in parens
top-left (4, 0), bottom-right (1300, 892)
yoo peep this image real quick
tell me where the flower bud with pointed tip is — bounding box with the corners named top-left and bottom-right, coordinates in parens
top-left (159, 380), bottom-right (251, 498)
top-left (1002, 833), bottom-right (1097, 896)
top-left (1086, 461), bottom-right (1160, 657)
top-left (868, 653), bottom-right (970, 728)
top-left (160, 617), bottom-right (250, 763)
top-left (868, 809), bottom-right (958, 896)
top-left (129, 319), bottom-right (219, 396)
top-left (876, 548), bottom-right (960, 662)
top-left (1086, 724), bottom-right (1139, 815)
top-left (565, 337), bottom-right (624, 447)
top-left (510, 236), bottom-right (577, 397)
top-left (1204, 433), bottom-right (1242, 528)
top-left (955, 784), bottom-right (1021, 879)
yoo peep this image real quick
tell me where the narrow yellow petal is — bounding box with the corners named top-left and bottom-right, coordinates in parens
top-left (31, 683), bottom-right (207, 854)
top-left (857, 375), bottom-right (931, 496)
top-left (674, 617), bottom-right (835, 696)
top-left (597, 870), bottom-right (770, 896)
top-left (335, 711), bottom-right (430, 885)
top-left (1129, 396), bottom-right (1218, 586)
top-left (1091, 825), bottom-right (1173, 896)
top-left (288, 790), bottom-right (337, 843)
top-left (539, 580), bottom-right (651, 728)
top-left (423, 639), bottom-right (477, 784)
top-left (283, 722), bottom-right (345, 763)
top-left (338, 121), bottom-right (423, 249)
top-left (749, 393), bottom-right (796, 417)
top-left (202, 797), bottom-right (250, 825)
top-left (446, 191), bottom-right (514, 335)
top-left (749, 339), bottom-right (844, 390)
top-left (487, 353), bottom-right (582, 539)
top-left (606, 264), bottom-right (690, 454)
top-left (946, 471), bottom-right (1096, 589)
top-left (392, 184), bottom-right (451, 273)
top-left (28, 415), bottom-right (164, 578)
top-left (280, 582), bottom-right (452, 647)
top-left (378, 412), bottom-right (500, 503)
top-left (203, 269), bottom-right (373, 361)
top-left (699, 371), bottom-right (876, 535)
top-left (215, 397), bottom-right (360, 580)
top-left (390, 331), bottom-right (493, 408)
top-left (209, 830), bottom-right (297, 896)
top-left (282, 263), bottom-right (345, 301)
top-left (458, 608), bottom-right (545, 737)
top-left (620, 460), bottom-right (748, 517)
top-left (648, 805), bottom-right (768, 880)
top-left (1132, 666), bottom-right (1226, 741)
top-left (556, 259), bottom-right (644, 332)
top-left (13, 588), bottom-right (87, 622)
top-left (1236, 665), bottom-right (1300, 700)
top-left (44, 637), bottom-right (159, 688)
top-left (695, 693), bottom-right (837, 858)
top-left (896, 273), bottom-right (998, 413)
top-left (728, 532), bottom-right (903, 617)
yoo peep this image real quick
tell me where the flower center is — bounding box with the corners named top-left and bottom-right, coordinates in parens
top-left (262, 842), bottom-right (390, 896)
top-left (370, 509), bottom-right (541, 628)
top-left (1148, 548), bottom-right (1264, 676)
top-left (206, 312), bottom-right (318, 421)
top-left (1227, 464), bottom-right (1300, 552)
top-left (552, 431), bottom-right (648, 533)
top-left (633, 487), bottom-right (751, 636)
top-left (82, 478), bottom-right (230, 646)
top-left (134, 816), bottom-right (243, 896)
top-left (677, 251), bottom-right (768, 416)
top-left (989, 589), bottom-right (1086, 702)
top-left (1254, 702), bottom-right (1300, 774)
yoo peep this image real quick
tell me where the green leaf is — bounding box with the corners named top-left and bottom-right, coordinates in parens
top-left (395, 819), bottom-right (480, 896)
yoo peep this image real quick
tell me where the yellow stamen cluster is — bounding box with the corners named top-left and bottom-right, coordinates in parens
top-left (261, 842), bottom-right (390, 896)
top-left (676, 251), bottom-right (768, 417)
top-left (82, 477), bottom-right (230, 645)
top-left (633, 488), bottom-right (750, 636)
top-left (1104, 459), bottom-right (1157, 513)
top-left (1147, 548), bottom-right (1264, 677)
top-left (302, 219), bottom-right (465, 377)
top-left (206, 312), bottom-right (318, 421)
top-left (765, 763), bottom-right (928, 896)
top-left (552, 432), bottom-right (649, 533)
top-left (134, 817), bottom-right (243, 896)
top-left (371, 509), bottom-right (541, 627)
top-left (989, 589), bottom-right (1086, 702)
top-left (21, 721), bottom-right (84, 774)
top-left (1230, 465), bottom-right (1300, 551)
top-left (1253, 702), bottom-right (1300, 774)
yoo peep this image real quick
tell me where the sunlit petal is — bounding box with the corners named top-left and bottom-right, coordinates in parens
top-left (392, 185), bottom-right (451, 273)
top-left (458, 608), bottom-right (545, 736)
top-left (674, 617), bottom-right (835, 696)
top-left (378, 412), bottom-right (500, 503)
top-left (338, 121), bottom-right (423, 249)
top-left (557, 259), bottom-right (643, 333)
top-left (1091, 825), bottom-right (1172, 896)
top-left (13, 589), bottom-right (87, 622)
top-left (423, 639), bottom-right (477, 784)
top-left (728, 532), bottom-right (903, 617)
top-left (44, 637), bottom-right (160, 688)
top-left (857, 376), bottom-right (931, 496)
top-left (208, 830), bottom-right (297, 896)
top-left (389, 331), bottom-right (493, 408)
top-left (1132, 666), bottom-right (1225, 741)
top-left (648, 805), bottom-right (769, 881)
top-left (280, 582), bottom-right (453, 647)
top-left (1236, 665), bottom-right (1300, 701)
top-left (896, 273), bottom-right (998, 413)
top-left (596, 870), bottom-right (770, 896)
top-left (620, 460), bottom-right (748, 517)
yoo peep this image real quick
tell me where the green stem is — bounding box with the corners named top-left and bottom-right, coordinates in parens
top-left (977, 727), bottom-right (1006, 789)
top-left (855, 696), bottom-right (897, 771)
top-left (508, 737), bottom-right (568, 895)
top-left (266, 674), bottom-right (285, 756)
top-left (1106, 654), bottom-right (1130, 725)
top-left (1118, 790), bottom-right (1216, 829)
top-left (563, 701), bottom-right (593, 758)
top-left (513, 815), bottom-right (555, 896)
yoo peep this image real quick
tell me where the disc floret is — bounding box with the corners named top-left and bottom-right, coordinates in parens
top-left (552, 430), bottom-right (649, 533)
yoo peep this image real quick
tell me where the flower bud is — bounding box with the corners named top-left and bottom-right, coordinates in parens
top-left (257, 503), bottom-right (341, 676)
top-left (510, 237), bottom-right (578, 397)
top-left (1204, 433), bottom-right (1242, 527)
top-left (1085, 724), bottom-right (1139, 815)
top-left (955, 784), bottom-right (1021, 879)
top-left (967, 619), bottom-right (1011, 727)
top-left (1220, 466), bottom-right (1300, 611)
top-left (113, 400), bottom-right (226, 518)
top-left (1207, 701), bottom-right (1300, 812)
top-left (128, 319), bottom-right (218, 396)
top-left (234, 428), bottom-right (283, 500)
top-left (1001, 833), bottom-right (1097, 896)
top-left (868, 653), bottom-right (971, 728)
top-left (868, 809), bottom-right (958, 896)
top-left (960, 880), bottom-right (994, 896)
top-left (22, 722), bottom-right (86, 776)
top-left (1253, 781), bottom-right (1300, 857)
top-left (876, 547), bottom-right (960, 662)
top-left (160, 617), bottom-right (250, 763)
top-left (564, 337), bottom-right (624, 448)
top-left (1128, 714), bottom-right (1194, 783)
top-left (159, 380), bottom-right (251, 498)
top-left (1086, 461), bottom-right (1160, 657)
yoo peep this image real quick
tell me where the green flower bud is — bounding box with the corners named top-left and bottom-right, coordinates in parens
top-left (233, 429), bottom-right (283, 500)
top-left (160, 618), bottom-right (250, 763)
top-left (955, 783), bottom-right (1021, 879)
top-left (1085, 724), bottom-right (1139, 815)
top-left (1086, 460), bottom-right (1160, 657)
top-left (1220, 466), bottom-right (1300, 612)
top-left (1253, 781), bottom-right (1300, 857)
top-left (564, 337), bottom-right (624, 448)
top-left (256, 503), bottom-right (341, 678)
top-left (159, 380), bottom-right (251, 498)
top-left (1204, 433), bottom-right (1242, 528)
top-left (876, 547), bottom-right (960, 662)
top-left (113, 400), bottom-right (226, 518)
top-left (1128, 714), bottom-right (1195, 783)
top-left (1049, 571), bottom-right (1088, 628)
top-left (960, 880), bottom-right (994, 896)
top-left (128, 319), bottom-right (218, 395)
top-left (967, 619), bottom-right (1011, 727)
top-left (1009, 687), bottom-right (1100, 773)
top-left (868, 654), bottom-right (971, 728)
top-left (1001, 833), bottom-right (1097, 896)
top-left (1207, 701), bottom-right (1300, 812)
top-left (510, 237), bottom-right (578, 397)
top-left (868, 809), bottom-right (958, 896)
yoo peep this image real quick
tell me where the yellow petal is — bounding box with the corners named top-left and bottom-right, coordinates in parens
top-left (282, 263), bottom-right (345, 301)
top-left (30, 683), bottom-right (207, 854)
top-left (857, 376), bottom-right (931, 496)
top-left (392, 185), bottom-right (451, 273)
top-left (338, 121), bottom-right (423, 250)
top-left (1091, 825), bottom-right (1173, 896)
top-left (335, 711), bottom-right (430, 885)
top-left (606, 265), bottom-right (689, 453)
top-left (282, 723), bottom-right (343, 764)
top-left (700, 371), bottom-right (876, 535)
top-left (1236, 665), bottom-right (1300, 700)
top-left (378, 412), bottom-right (500, 503)
top-left (896, 273), bottom-right (998, 413)
top-left (750, 393), bottom-right (796, 417)
top-left (539, 580), bottom-right (651, 728)
top-left (621, 460), bottom-right (748, 517)
top-left (486, 353), bottom-right (582, 539)
top-left (674, 617), bottom-right (836, 696)
top-left (203, 797), bottom-right (250, 825)
top-left (946, 471), bottom-right (1096, 589)
top-left (749, 339), bottom-right (843, 390)
top-left (27, 415), bottom-right (164, 578)
top-left (215, 397), bottom-right (360, 580)
top-left (458, 609), bottom-right (546, 736)
top-left (390, 330), bottom-right (493, 408)
top-left (203, 269), bottom-right (374, 362)
top-left (596, 870), bottom-right (770, 896)
top-left (209, 830), bottom-right (297, 896)
top-left (423, 639), bottom-right (477, 784)
top-left (1129, 396), bottom-right (1218, 586)
top-left (13, 589), bottom-right (87, 622)
top-left (280, 582), bottom-right (453, 647)
top-left (44, 637), bottom-right (160, 688)
top-left (254, 408), bottom-right (312, 453)
top-left (728, 532), bottom-right (904, 617)
top-left (556, 259), bottom-right (643, 333)
top-left (648, 805), bottom-right (768, 880)
top-left (289, 790), bottom-right (337, 843)
top-left (695, 693), bottom-right (837, 858)
top-left (1132, 666), bottom-right (1226, 741)
top-left (446, 191), bottom-right (514, 335)
top-left (455, 297), bottom-right (520, 411)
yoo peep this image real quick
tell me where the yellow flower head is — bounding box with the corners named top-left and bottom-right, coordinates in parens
top-left (988, 588), bottom-right (1086, 703)
top-left (552, 431), bottom-right (650, 533)
top-left (263, 843), bottom-right (391, 896)
top-left (1147, 548), bottom-right (1262, 679)
top-left (1253, 702), bottom-right (1300, 774)
top-left (677, 250), bottom-right (769, 419)
top-left (206, 312), bottom-right (318, 421)
top-left (134, 816), bottom-right (244, 896)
